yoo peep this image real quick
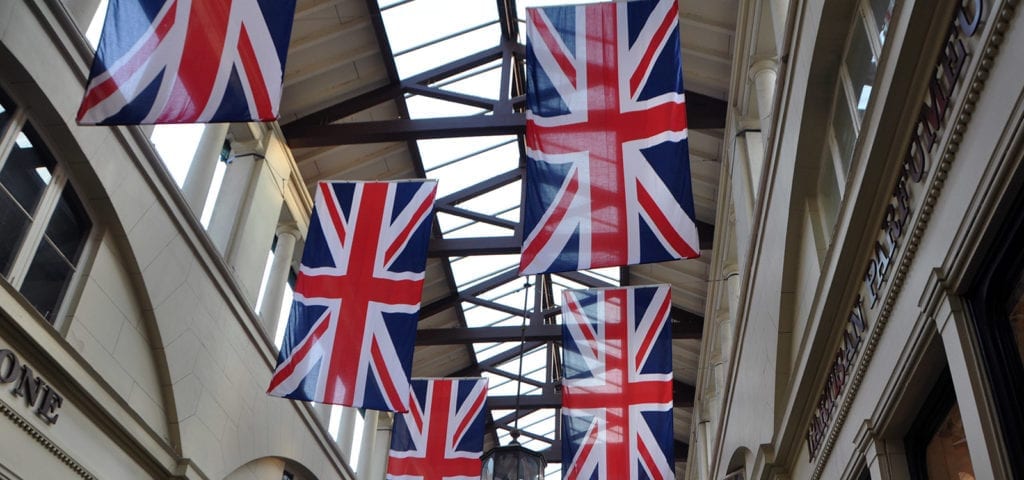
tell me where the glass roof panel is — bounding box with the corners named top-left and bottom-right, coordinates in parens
top-left (394, 24), bottom-right (503, 79)
top-left (449, 255), bottom-right (518, 289)
top-left (436, 60), bottom-right (504, 100)
top-left (372, 0), bottom-right (643, 464)
top-left (405, 94), bottom-right (487, 119)
top-left (436, 214), bottom-right (512, 238)
top-left (381, 0), bottom-right (498, 55)
top-left (419, 136), bottom-right (515, 172)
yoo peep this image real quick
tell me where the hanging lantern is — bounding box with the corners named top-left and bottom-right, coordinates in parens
top-left (481, 278), bottom-right (548, 480)
top-left (480, 439), bottom-right (546, 480)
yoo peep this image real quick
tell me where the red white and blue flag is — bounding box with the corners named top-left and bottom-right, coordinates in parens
top-left (387, 378), bottom-right (489, 479)
top-left (520, 0), bottom-right (700, 275)
top-left (561, 285), bottom-right (674, 479)
top-left (77, 0), bottom-right (295, 125)
top-left (267, 181), bottom-right (437, 412)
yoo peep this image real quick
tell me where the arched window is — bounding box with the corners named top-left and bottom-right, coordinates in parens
top-left (0, 90), bottom-right (92, 324)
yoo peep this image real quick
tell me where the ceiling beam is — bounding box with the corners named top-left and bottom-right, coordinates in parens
top-left (285, 115), bottom-right (523, 148)
top-left (516, 434), bottom-right (688, 464)
top-left (486, 379), bottom-right (694, 409)
top-left (428, 236), bottom-right (520, 257)
top-left (415, 321), bottom-right (702, 346)
top-left (426, 222), bottom-right (712, 256)
top-left (283, 91), bottom-right (727, 147)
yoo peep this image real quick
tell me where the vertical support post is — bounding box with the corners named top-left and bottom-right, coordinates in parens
top-left (367, 412), bottom-right (393, 480)
top-left (337, 406), bottom-right (358, 463)
top-left (258, 224), bottom-right (299, 335)
top-left (182, 123), bottom-right (229, 217)
top-left (865, 438), bottom-right (911, 480)
top-left (742, 130), bottom-right (765, 206)
top-left (64, 0), bottom-right (105, 32)
top-left (934, 297), bottom-right (1011, 478)
top-left (750, 60), bottom-right (778, 140)
top-left (356, 410), bottom-right (379, 476)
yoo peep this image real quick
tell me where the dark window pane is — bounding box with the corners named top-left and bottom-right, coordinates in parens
top-left (21, 238), bottom-right (74, 323)
top-left (0, 126), bottom-right (55, 214)
top-left (870, 0), bottom-right (895, 45)
top-left (924, 404), bottom-right (975, 478)
top-left (1009, 274), bottom-right (1024, 372)
top-left (832, 86), bottom-right (856, 173)
top-left (0, 190), bottom-right (30, 275)
top-left (45, 185), bottom-right (91, 263)
top-left (0, 98), bottom-right (9, 133)
top-left (846, 15), bottom-right (878, 120)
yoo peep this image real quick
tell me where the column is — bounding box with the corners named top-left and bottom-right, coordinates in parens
top-left (258, 224), bottom-right (299, 335)
top-left (769, 0), bottom-right (790, 53)
top-left (366, 412), bottom-right (393, 480)
top-left (697, 421), bottom-right (712, 480)
top-left (63, 0), bottom-right (104, 31)
top-left (724, 263), bottom-right (741, 327)
top-left (337, 407), bottom-right (358, 463)
top-left (934, 297), bottom-right (1010, 479)
top-left (743, 130), bottom-right (765, 206)
top-left (206, 143), bottom-right (283, 303)
top-left (865, 438), bottom-right (911, 480)
top-left (730, 135), bottom-right (756, 268)
top-left (749, 60), bottom-right (779, 138)
top-left (182, 123), bottom-right (229, 217)
top-left (356, 410), bottom-right (379, 477)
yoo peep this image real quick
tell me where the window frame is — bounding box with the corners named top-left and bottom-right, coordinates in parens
top-left (0, 100), bottom-right (95, 327)
top-left (966, 185), bottom-right (1024, 477)
top-left (903, 367), bottom-right (960, 479)
top-left (815, 0), bottom-right (897, 250)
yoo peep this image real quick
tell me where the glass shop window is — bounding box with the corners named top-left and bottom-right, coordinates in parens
top-left (923, 404), bottom-right (975, 478)
top-left (1007, 273), bottom-right (1024, 370)
top-left (905, 368), bottom-right (976, 480)
top-left (967, 187), bottom-right (1024, 475)
top-left (0, 107), bottom-right (92, 324)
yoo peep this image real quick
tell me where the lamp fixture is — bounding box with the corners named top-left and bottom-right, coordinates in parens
top-left (480, 278), bottom-right (547, 480)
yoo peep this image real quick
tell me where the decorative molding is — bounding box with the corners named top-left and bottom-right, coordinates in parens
top-left (0, 398), bottom-right (95, 479)
top-left (809, 1), bottom-right (1018, 477)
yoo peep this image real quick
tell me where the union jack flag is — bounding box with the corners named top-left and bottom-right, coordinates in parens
top-left (266, 181), bottom-right (437, 412)
top-left (561, 285), bottom-right (674, 479)
top-left (387, 378), bottom-right (489, 480)
top-left (77, 0), bottom-right (295, 124)
top-left (520, 0), bottom-right (700, 275)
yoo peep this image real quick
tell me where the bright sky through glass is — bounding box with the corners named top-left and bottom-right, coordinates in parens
top-left (378, 2), bottom-right (622, 475)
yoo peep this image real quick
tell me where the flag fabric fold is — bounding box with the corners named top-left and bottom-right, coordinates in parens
top-left (387, 378), bottom-right (489, 480)
top-left (77, 0), bottom-right (296, 125)
top-left (267, 180), bottom-right (437, 413)
top-left (561, 285), bottom-right (675, 479)
top-left (520, 0), bottom-right (700, 275)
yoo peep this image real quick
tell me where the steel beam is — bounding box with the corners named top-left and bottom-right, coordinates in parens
top-left (486, 379), bottom-right (694, 409)
top-left (416, 318), bottom-right (701, 344)
top-left (285, 115), bottom-right (523, 148)
top-left (428, 236), bottom-right (520, 257)
top-left (284, 91), bottom-right (727, 147)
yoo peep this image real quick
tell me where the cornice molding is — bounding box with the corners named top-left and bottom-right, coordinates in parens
top-left (0, 398), bottom-right (96, 479)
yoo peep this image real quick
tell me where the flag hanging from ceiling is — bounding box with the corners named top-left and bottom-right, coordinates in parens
top-left (561, 285), bottom-right (675, 479)
top-left (77, 0), bottom-right (296, 125)
top-left (387, 378), bottom-right (489, 479)
top-left (267, 181), bottom-right (437, 413)
top-left (519, 0), bottom-right (700, 275)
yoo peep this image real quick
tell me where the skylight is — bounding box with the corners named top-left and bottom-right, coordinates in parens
top-left (376, 1), bottom-right (622, 474)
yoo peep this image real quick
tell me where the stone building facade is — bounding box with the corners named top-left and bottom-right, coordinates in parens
top-left (690, 0), bottom-right (1024, 478)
